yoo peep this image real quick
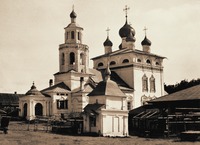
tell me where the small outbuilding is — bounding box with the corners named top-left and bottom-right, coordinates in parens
top-left (83, 65), bottom-right (129, 137)
top-left (19, 83), bottom-right (51, 120)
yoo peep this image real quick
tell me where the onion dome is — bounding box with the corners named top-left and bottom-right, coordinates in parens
top-left (141, 36), bottom-right (151, 46)
top-left (103, 37), bottom-right (113, 46)
top-left (126, 33), bottom-right (136, 42)
top-left (119, 43), bottom-right (122, 49)
top-left (119, 21), bottom-right (135, 38)
top-left (70, 10), bottom-right (77, 18)
top-left (26, 82), bottom-right (42, 95)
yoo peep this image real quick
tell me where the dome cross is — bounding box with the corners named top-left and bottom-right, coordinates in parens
top-left (143, 26), bottom-right (148, 36)
top-left (106, 27), bottom-right (110, 37)
top-left (123, 5), bottom-right (130, 21)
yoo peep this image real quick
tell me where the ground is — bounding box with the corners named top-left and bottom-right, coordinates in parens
top-left (0, 121), bottom-right (199, 145)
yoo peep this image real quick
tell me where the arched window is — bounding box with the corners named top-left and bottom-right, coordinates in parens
top-left (78, 32), bottom-right (80, 40)
top-left (127, 102), bottom-right (131, 110)
top-left (80, 53), bottom-right (84, 65)
top-left (150, 75), bottom-right (156, 92)
top-left (23, 103), bottom-right (27, 118)
top-left (66, 32), bottom-right (69, 40)
top-left (98, 62), bottom-right (104, 67)
top-left (142, 74), bottom-right (148, 92)
top-left (61, 53), bottom-right (65, 65)
top-left (156, 62), bottom-right (159, 65)
top-left (110, 61), bottom-right (116, 65)
top-left (122, 59), bottom-right (129, 63)
top-left (35, 103), bottom-right (43, 116)
top-left (71, 31), bottom-right (75, 39)
top-left (70, 52), bottom-right (75, 65)
top-left (146, 59), bottom-right (151, 64)
top-left (137, 59), bottom-right (141, 63)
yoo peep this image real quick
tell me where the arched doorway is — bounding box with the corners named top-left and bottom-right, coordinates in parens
top-left (35, 103), bottom-right (43, 116)
top-left (23, 103), bottom-right (27, 119)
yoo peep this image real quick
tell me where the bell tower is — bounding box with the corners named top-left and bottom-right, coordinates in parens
top-left (58, 7), bottom-right (89, 73)
top-left (54, 7), bottom-right (90, 90)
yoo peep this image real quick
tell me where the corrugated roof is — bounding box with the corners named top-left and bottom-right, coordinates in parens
top-left (150, 85), bottom-right (200, 103)
top-left (0, 93), bottom-right (24, 105)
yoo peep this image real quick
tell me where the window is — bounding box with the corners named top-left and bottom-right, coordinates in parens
top-left (66, 32), bottom-right (69, 40)
top-left (142, 74), bottom-right (148, 92)
top-left (80, 53), bottom-right (84, 65)
top-left (110, 61), bottom-right (116, 65)
top-left (90, 116), bottom-right (96, 127)
top-left (61, 53), bottom-right (65, 65)
top-left (127, 102), bottom-right (131, 110)
top-left (137, 59), bottom-right (141, 63)
top-left (122, 59), bottom-right (129, 63)
top-left (71, 31), bottom-right (74, 39)
top-left (146, 59), bottom-right (151, 64)
top-left (98, 62), bottom-right (103, 67)
top-left (156, 62), bottom-right (159, 65)
top-left (57, 100), bottom-right (68, 109)
top-left (70, 52), bottom-right (75, 64)
top-left (150, 75), bottom-right (156, 92)
top-left (78, 32), bottom-right (80, 40)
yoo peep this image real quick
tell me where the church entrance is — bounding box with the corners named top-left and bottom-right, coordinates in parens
top-left (35, 103), bottom-right (43, 116)
top-left (23, 103), bottom-right (27, 119)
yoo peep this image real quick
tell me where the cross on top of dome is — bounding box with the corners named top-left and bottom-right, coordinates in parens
top-left (106, 27), bottom-right (110, 37)
top-left (143, 26), bottom-right (148, 36)
top-left (123, 5), bottom-right (130, 21)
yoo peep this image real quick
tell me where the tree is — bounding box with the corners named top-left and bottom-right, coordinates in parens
top-left (164, 78), bottom-right (200, 94)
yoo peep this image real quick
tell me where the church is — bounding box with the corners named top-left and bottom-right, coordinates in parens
top-left (19, 6), bottom-right (165, 136)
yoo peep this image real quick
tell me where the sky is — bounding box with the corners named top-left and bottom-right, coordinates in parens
top-left (0, 0), bottom-right (200, 94)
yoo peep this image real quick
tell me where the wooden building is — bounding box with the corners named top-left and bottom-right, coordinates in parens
top-left (130, 85), bottom-right (200, 137)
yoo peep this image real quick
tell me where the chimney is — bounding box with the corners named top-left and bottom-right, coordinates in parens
top-left (80, 77), bottom-right (84, 91)
top-left (49, 79), bottom-right (53, 87)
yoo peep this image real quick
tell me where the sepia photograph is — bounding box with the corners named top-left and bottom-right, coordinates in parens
top-left (0, 0), bottom-right (200, 144)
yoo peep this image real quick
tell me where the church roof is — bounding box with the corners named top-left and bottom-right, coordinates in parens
top-left (26, 83), bottom-right (42, 96)
top-left (87, 79), bottom-right (126, 97)
top-left (149, 85), bottom-right (200, 103)
top-left (91, 48), bottom-right (165, 60)
top-left (71, 83), bottom-right (95, 93)
top-left (84, 103), bottom-right (105, 114)
top-left (110, 71), bottom-right (133, 91)
top-left (89, 69), bottom-right (103, 83)
top-left (89, 68), bottom-right (133, 92)
top-left (41, 82), bottom-right (71, 93)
